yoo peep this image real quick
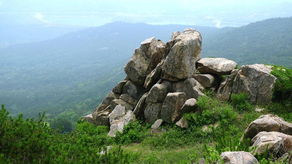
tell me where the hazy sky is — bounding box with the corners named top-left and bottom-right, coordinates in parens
top-left (1, 0), bottom-right (292, 27)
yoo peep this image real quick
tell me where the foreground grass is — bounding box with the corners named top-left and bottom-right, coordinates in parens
top-left (0, 91), bottom-right (291, 163)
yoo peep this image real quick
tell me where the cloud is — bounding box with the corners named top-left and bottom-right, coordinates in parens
top-left (205, 16), bottom-right (222, 28)
top-left (33, 12), bottom-right (50, 24)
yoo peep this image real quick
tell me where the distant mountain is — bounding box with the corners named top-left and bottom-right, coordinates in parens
top-left (0, 23), bottom-right (83, 48)
top-left (203, 17), bottom-right (292, 66)
top-left (0, 18), bottom-right (291, 120)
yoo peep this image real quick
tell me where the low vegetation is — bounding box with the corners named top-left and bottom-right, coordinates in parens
top-left (0, 90), bottom-right (290, 163)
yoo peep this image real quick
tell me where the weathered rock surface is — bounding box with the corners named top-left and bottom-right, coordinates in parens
top-left (108, 105), bottom-right (136, 137)
top-left (112, 80), bottom-right (127, 94)
top-left (197, 58), bottom-right (237, 75)
top-left (151, 119), bottom-right (163, 129)
top-left (144, 103), bottom-right (162, 123)
top-left (82, 114), bottom-right (95, 124)
top-left (125, 37), bottom-right (166, 85)
top-left (220, 151), bottom-right (259, 164)
top-left (174, 78), bottom-right (204, 99)
top-left (162, 29), bottom-right (202, 80)
top-left (133, 93), bottom-right (148, 118)
top-left (244, 114), bottom-right (292, 139)
top-left (146, 83), bottom-right (169, 103)
top-left (181, 98), bottom-right (197, 113)
top-left (194, 74), bottom-right (216, 88)
top-left (161, 92), bottom-right (187, 123)
top-left (217, 64), bottom-right (276, 104)
top-left (176, 117), bottom-right (189, 128)
top-left (251, 131), bottom-right (292, 157)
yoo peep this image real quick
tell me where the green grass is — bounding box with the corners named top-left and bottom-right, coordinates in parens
top-left (0, 90), bottom-right (291, 163)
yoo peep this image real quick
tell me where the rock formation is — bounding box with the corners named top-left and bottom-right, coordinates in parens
top-left (87, 29), bottom-right (278, 137)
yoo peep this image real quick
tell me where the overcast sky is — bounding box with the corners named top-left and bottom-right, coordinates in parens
top-left (1, 0), bottom-right (292, 27)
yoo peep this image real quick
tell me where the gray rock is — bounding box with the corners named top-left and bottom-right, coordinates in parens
top-left (144, 103), bottom-right (162, 123)
top-left (133, 93), bottom-right (148, 118)
top-left (151, 119), bottom-right (163, 129)
top-left (161, 92), bottom-right (187, 123)
top-left (124, 37), bottom-right (166, 85)
top-left (220, 151), bottom-right (259, 164)
top-left (146, 83), bottom-right (169, 103)
top-left (109, 105), bottom-right (126, 124)
top-left (112, 80), bottom-right (127, 94)
top-left (217, 64), bottom-right (277, 104)
top-left (232, 64), bottom-right (276, 104)
top-left (194, 74), bottom-right (216, 88)
top-left (251, 131), bottom-right (292, 157)
top-left (92, 109), bottom-right (111, 126)
top-left (174, 78), bottom-right (204, 99)
top-left (119, 94), bottom-right (138, 106)
top-left (101, 92), bottom-right (119, 107)
top-left (108, 110), bottom-right (136, 137)
top-left (197, 58), bottom-right (237, 75)
top-left (110, 99), bottom-right (134, 112)
top-left (175, 117), bottom-right (189, 128)
top-left (82, 114), bottom-right (96, 124)
top-left (144, 61), bottom-right (163, 89)
top-left (217, 69), bottom-right (239, 101)
top-left (122, 80), bottom-right (143, 99)
top-left (181, 98), bottom-right (197, 113)
top-left (244, 114), bottom-right (292, 139)
top-left (162, 29), bottom-right (202, 80)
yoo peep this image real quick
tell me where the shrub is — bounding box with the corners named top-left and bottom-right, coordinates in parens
top-left (185, 96), bottom-right (238, 126)
top-left (114, 121), bottom-right (148, 145)
top-left (271, 65), bottom-right (292, 102)
top-left (0, 105), bottom-right (138, 163)
top-left (230, 93), bottom-right (253, 111)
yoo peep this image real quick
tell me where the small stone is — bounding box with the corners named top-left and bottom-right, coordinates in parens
top-left (151, 119), bottom-right (163, 129)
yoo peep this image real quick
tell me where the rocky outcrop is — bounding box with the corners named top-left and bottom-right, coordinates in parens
top-left (220, 151), bottom-right (259, 164)
top-left (217, 64), bottom-right (276, 104)
top-left (86, 29), bottom-right (279, 137)
top-left (244, 114), bottom-right (292, 139)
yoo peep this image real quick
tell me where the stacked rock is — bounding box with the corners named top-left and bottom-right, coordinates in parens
top-left (84, 29), bottom-right (277, 137)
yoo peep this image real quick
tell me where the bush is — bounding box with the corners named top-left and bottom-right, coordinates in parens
top-left (271, 65), bottom-right (292, 102)
top-left (114, 121), bottom-right (148, 145)
top-left (0, 105), bottom-right (138, 163)
top-left (185, 96), bottom-right (238, 126)
top-left (230, 93), bottom-right (253, 111)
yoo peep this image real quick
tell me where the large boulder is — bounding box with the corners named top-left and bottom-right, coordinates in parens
top-left (144, 103), bottom-right (163, 123)
top-left (162, 29), bottom-right (202, 81)
top-left (122, 80), bottom-right (144, 99)
top-left (194, 74), bottom-right (216, 88)
top-left (174, 78), bottom-right (204, 99)
top-left (124, 37), bottom-right (166, 85)
top-left (133, 93), bottom-right (148, 118)
top-left (161, 92), bottom-right (187, 123)
top-left (251, 131), bottom-right (292, 157)
top-left (244, 114), bottom-right (292, 139)
top-left (197, 58), bottom-right (237, 75)
top-left (220, 151), bottom-right (259, 164)
top-left (108, 105), bottom-right (136, 137)
top-left (144, 61), bottom-right (163, 89)
top-left (112, 80), bottom-right (127, 94)
top-left (181, 98), bottom-right (197, 113)
top-left (217, 64), bottom-right (276, 104)
top-left (146, 83), bottom-right (170, 103)
top-left (217, 69), bottom-right (239, 101)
